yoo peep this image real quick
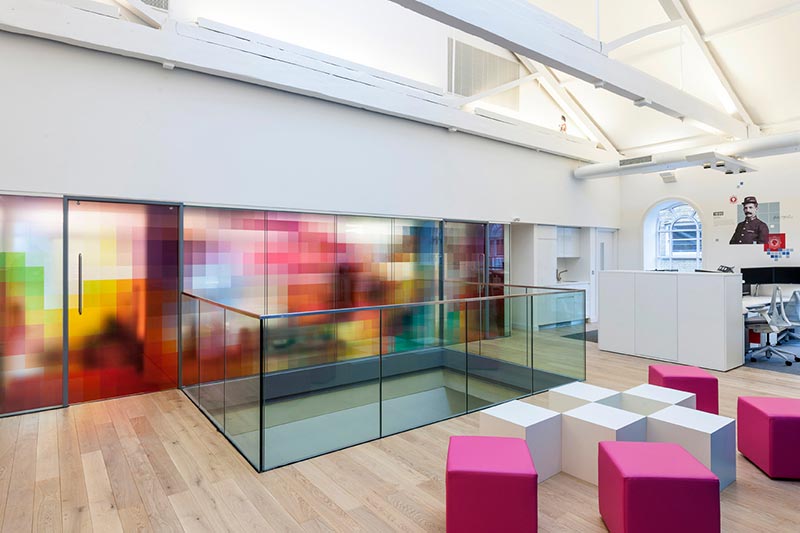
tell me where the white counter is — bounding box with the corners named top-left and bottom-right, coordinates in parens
top-left (598, 271), bottom-right (744, 371)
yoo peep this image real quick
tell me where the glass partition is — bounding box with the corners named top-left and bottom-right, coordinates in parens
top-left (381, 301), bottom-right (467, 437)
top-left (197, 300), bottom-right (225, 428)
top-left (263, 309), bottom-right (380, 470)
top-left (0, 195), bottom-right (63, 415)
top-left (181, 294), bottom-right (199, 398)
top-left (531, 288), bottom-right (587, 392)
top-left (224, 311), bottom-right (261, 468)
top-left (182, 282), bottom-right (586, 472)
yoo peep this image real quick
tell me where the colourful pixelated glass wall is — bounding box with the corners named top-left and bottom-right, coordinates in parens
top-left (487, 223), bottom-right (510, 338)
top-left (184, 210), bottom-right (442, 376)
top-left (0, 195), bottom-right (63, 414)
top-left (68, 201), bottom-right (179, 403)
top-left (444, 222), bottom-right (485, 341)
top-left (184, 208), bottom-right (267, 313)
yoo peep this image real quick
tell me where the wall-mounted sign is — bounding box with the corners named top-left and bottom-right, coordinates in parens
top-left (764, 233), bottom-right (793, 261)
top-left (730, 196), bottom-right (775, 245)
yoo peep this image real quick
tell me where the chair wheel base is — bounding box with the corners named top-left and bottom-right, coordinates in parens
top-left (795, 356), bottom-right (800, 362)
top-left (786, 361), bottom-right (793, 366)
top-left (750, 357), bottom-right (757, 362)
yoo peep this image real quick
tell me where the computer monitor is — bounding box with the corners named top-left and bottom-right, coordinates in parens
top-left (741, 267), bottom-right (774, 284)
top-left (774, 267), bottom-right (800, 283)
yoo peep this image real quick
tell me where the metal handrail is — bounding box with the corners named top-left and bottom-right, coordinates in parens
top-left (180, 292), bottom-right (263, 319)
top-left (452, 280), bottom-right (587, 292)
top-left (182, 282), bottom-right (586, 320)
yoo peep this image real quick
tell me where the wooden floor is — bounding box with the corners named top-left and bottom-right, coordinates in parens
top-left (2, 343), bottom-right (800, 532)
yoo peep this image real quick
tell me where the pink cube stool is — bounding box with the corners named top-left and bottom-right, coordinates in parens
top-left (649, 364), bottom-right (719, 414)
top-left (599, 441), bottom-right (720, 533)
top-left (738, 396), bottom-right (800, 479)
top-left (446, 436), bottom-right (538, 532)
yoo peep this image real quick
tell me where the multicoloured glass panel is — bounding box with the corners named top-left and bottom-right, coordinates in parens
top-left (0, 195), bottom-right (63, 414)
top-left (444, 222), bottom-right (485, 341)
top-left (183, 207), bottom-right (267, 313)
top-left (487, 223), bottom-right (510, 338)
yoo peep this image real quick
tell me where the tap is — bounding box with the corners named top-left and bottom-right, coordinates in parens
top-left (557, 269), bottom-right (568, 282)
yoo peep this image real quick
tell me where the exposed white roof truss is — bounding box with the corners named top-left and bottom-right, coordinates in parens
top-left (514, 54), bottom-right (619, 155)
top-left (387, 0), bottom-right (749, 139)
top-left (703, 1), bottom-right (800, 42)
top-left (604, 19), bottom-right (685, 53)
top-left (656, 0), bottom-right (755, 126)
top-left (449, 73), bottom-right (540, 108)
top-left (0, 0), bottom-right (615, 163)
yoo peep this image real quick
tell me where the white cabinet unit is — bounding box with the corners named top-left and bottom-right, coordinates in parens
top-left (598, 271), bottom-right (744, 371)
top-left (534, 225), bottom-right (558, 285)
top-left (557, 227), bottom-right (580, 257)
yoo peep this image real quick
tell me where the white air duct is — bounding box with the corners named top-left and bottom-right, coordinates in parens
top-left (573, 131), bottom-right (800, 179)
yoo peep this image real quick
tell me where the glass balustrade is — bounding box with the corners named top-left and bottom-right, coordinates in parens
top-left (181, 283), bottom-right (586, 471)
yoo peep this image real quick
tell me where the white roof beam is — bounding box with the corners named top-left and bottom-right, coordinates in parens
top-left (450, 73), bottom-right (539, 108)
top-left (515, 53), bottom-right (619, 155)
top-left (388, 0), bottom-right (748, 139)
top-left (0, 0), bottom-right (615, 164)
top-left (619, 134), bottom-right (724, 157)
top-left (604, 20), bottom-right (685, 53)
top-left (703, 1), bottom-right (800, 42)
top-left (53, 0), bottom-right (120, 18)
top-left (658, 0), bottom-right (756, 127)
top-left (112, 0), bottom-right (165, 29)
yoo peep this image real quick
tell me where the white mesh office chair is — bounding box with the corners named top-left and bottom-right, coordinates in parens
top-left (746, 286), bottom-right (800, 366)
top-left (780, 289), bottom-right (800, 343)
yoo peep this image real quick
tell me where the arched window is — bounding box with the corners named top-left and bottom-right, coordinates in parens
top-left (654, 202), bottom-right (702, 271)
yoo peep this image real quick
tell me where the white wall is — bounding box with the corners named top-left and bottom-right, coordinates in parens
top-left (619, 151), bottom-right (800, 271)
top-left (0, 32), bottom-right (620, 227)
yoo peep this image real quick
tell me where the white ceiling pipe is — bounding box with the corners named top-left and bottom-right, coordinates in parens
top-left (573, 131), bottom-right (800, 179)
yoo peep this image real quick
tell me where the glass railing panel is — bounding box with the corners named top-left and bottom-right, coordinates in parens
top-left (466, 293), bottom-right (533, 412)
top-left (224, 310), bottom-right (261, 470)
top-left (197, 300), bottom-right (225, 429)
top-left (381, 301), bottom-right (467, 436)
top-left (181, 294), bottom-right (199, 402)
top-left (263, 309), bottom-right (380, 470)
top-left (531, 289), bottom-right (587, 393)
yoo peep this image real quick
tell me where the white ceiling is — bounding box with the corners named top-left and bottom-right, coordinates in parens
top-left (524, 0), bottom-right (800, 153)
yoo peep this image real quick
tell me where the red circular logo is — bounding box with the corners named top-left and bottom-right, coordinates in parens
top-left (729, 196), bottom-right (737, 204)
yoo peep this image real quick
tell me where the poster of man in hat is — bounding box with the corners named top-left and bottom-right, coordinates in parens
top-left (729, 196), bottom-right (770, 244)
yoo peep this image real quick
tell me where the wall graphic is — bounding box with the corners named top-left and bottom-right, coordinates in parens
top-left (729, 196), bottom-right (773, 245)
top-left (727, 196), bottom-right (794, 261)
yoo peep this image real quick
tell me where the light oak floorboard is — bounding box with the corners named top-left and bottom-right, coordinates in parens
top-left (0, 342), bottom-right (799, 531)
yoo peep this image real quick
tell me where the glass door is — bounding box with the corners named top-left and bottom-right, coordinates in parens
top-left (67, 200), bottom-right (179, 403)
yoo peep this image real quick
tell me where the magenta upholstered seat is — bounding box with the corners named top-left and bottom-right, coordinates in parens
top-left (648, 364), bottom-right (719, 414)
top-left (598, 441), bottom-right (720, 533)
top-left (738, 396), bottom-right (800, 479)
top-left (446, 436), bottom-right (538, 532)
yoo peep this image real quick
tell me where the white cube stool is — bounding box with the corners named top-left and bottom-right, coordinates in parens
top-left (647, 405), bottom-right (736, 490)
top-left (562, 402), bottom-right (646, 484)
top-left (548, 382), bottom-right (620, 413)
top-left (479, 400), bottom-right (561, 482)
top-left (598, 384), bottom-right (696, 416)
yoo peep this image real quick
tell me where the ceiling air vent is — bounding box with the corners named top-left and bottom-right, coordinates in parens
top-left (619, 155), bottom-right (653, 167)
top-left (141, 0), bottom-right (168, 9)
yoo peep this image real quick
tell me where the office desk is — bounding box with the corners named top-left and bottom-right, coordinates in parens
top-left (742, 295), bottom-right (772, 313)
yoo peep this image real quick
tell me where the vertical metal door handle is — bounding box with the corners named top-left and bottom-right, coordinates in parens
top-left (78, 253), bottom-right (83, 315)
